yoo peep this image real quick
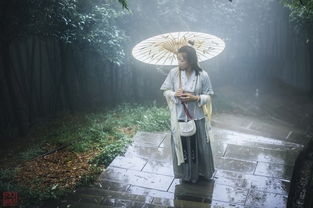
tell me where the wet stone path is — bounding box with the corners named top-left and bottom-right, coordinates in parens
top-left (44, 113), bottom-right (309, 208)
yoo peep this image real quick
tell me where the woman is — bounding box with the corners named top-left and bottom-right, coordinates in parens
top-left (160, 45), bottom-right (215, 183)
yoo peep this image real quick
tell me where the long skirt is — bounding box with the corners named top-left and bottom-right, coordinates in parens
top-left (171, 118), bottom-right (215, 183)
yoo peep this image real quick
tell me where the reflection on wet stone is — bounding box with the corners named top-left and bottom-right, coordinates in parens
top-left (174, 179), bottom-right (215, 203)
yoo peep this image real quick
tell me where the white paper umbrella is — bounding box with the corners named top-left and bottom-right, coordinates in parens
top-left (132, 31), bottom-right (225, 66)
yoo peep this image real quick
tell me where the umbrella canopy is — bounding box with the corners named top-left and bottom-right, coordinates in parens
top-left (132, 31), bottom-right (225, 66)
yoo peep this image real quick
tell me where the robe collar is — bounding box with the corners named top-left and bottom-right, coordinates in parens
top-left (181, 70), bottom-right (197, 93)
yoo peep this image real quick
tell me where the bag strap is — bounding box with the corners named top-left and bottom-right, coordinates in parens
top-left (182, 102), bottom-right (193, 120)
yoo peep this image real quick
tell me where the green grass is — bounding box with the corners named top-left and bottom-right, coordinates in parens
top-left (0, 103), bottom-right (171, 207)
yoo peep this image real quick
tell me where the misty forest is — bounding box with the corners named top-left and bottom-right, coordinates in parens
top-left (1, 0), bottom-right (313, 207)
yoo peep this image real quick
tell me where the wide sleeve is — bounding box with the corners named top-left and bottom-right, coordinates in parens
top-left (160, 70), bottom-right (173, 91)
top-left (160, 69), bottom-right (179, 104)
top-left (198, 71), bottom-right (214, 107)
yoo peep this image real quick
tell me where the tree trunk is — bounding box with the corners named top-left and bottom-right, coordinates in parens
top-left (1, 41), bottom-right (28, 136)
top-left (109, 62), bottom-right (115, 106)
top-left (131, 66), bottom-right (138, 102)
top-left (308, 43), bottom-right (313, 95)
top-left (28, 37), bottom-right (36, 125)
top-left (56, 41), bottom-right (73, 113)
top-left (61, 44), bottom-right (74, 113)
top-left (38, 39), bottom-right (43, 117)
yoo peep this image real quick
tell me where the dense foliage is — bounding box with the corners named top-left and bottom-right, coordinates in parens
top-left (281, 0), bottom-right (313, 40)
top-left (0, 0), bottom-right (128, 64)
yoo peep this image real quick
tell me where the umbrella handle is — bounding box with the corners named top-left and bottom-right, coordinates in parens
top-left (179, 69), bottom-right (182, 89)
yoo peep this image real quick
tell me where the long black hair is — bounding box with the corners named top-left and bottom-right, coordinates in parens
top-left (177, 45), bottom-right (202, 76)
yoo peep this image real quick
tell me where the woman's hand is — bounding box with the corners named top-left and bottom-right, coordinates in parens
top-left (180, 93), bottom-right (199, 102)
top-left (174, 88), bottom-right (184, 97)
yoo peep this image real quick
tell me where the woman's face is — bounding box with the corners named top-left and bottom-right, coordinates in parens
top-left (177, 52), bottom-right (190, 71)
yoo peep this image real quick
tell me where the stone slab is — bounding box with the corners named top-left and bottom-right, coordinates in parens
top-left (142, 160), bottom-right (174, 176)
top-left (245, 190), bottom-right (288, 208)
top-left (211, 140), bottom-right (228, 157)
top-left (213, 113), bottom-right (252, 129)
top-left (132, 131), bottom-right (167, 147)
top-left (92, 180), bottom-right (130, 192)
top-left (249, 121), bottom-right (290, 140)
top-left (212, 128), bottom-right (301, 149)
top-left (224, 144), bottom-right (299, 165)
top-left (168, 179), bottom-right (180, 193)
top-left (75, 188), bottom-right (153, 204)
top-left (152, 197), bottom-right (210, 208)
top-left (127, 185), bottom-right (174, 199)
top-left (109, 155), bottom-right (148, 171)
top-left (159, 133), bottom-right (171, 148)
top-left (99, 167), bottom-right (174, 191)
top-left (254, 162), bottom-right (293, 181)
top-left (215, 170), bottom-right (290, 195)
top-left (286, 131), bottom-right (310, 145)
top-left (124, 145), bottom-right (172, 162)
top-left (214, 157), bottom-right (257, 174)
top-left (212, 183), bottom-right (248, 205)
top-left (211, 200), bottom-right (245, 208)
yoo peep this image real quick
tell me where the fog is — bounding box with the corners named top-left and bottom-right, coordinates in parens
top-left (117, 0), bottom-right (311, 102)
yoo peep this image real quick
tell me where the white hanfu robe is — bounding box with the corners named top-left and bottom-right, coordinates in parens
top-left (160, 67), bottom-right (215, 182)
